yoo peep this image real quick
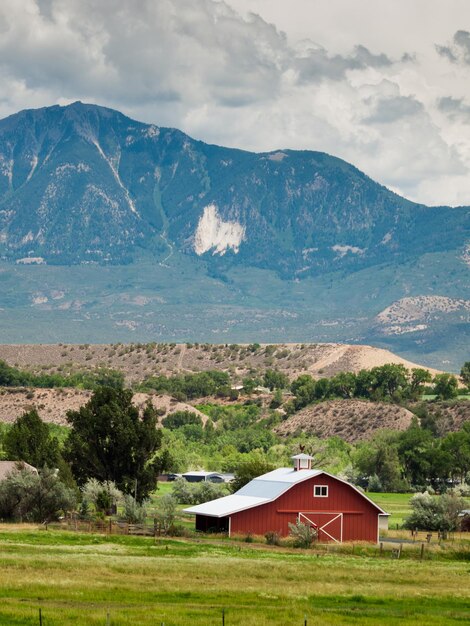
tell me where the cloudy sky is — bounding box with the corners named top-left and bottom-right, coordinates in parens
top-left (1, 0), bottom-right (470, 205)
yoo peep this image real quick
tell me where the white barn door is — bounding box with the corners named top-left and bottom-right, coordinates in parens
top-left (298, 512), bottom-right (343, 543)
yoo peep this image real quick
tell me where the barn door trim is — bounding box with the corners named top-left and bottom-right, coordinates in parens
top-left (298, 512), bottom-right (343, 543)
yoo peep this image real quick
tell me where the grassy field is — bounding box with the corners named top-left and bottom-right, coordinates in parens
top-left (0, 527), bottom-right (469, 625)
top-left (368, 492), bottom-right (414, 527)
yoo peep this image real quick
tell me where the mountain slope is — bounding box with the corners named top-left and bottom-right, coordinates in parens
top-left (0, 102), bottom-right (468, 275)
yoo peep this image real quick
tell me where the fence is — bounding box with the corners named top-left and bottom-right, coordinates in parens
top-left (48, 518), bottom-right (164, 536)
top-left (35, 607), bottom-right (311, 625)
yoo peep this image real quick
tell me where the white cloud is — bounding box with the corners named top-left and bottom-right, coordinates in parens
top-left (0, 0), bottom-right (470, 205)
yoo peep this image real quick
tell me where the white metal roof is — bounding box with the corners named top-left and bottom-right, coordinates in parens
top-left (184, 494), bottom-right (270, 517)
top-left (182, 471), bottom-right (212, 477)
top-left (184, 467), bottom-right (387, 518)
top-left (184, 468), bottom-right (322, 517)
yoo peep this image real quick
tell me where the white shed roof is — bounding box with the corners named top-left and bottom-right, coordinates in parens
top-left (184, 467), bottom-right (387, 518)
top-left (182, 471), bottom-right (212, 477)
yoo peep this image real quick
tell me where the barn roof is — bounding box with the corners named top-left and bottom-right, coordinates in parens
top-left (184, 467), bottom-right (387, 518)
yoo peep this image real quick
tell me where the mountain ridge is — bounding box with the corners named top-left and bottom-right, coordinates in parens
top-left (0, 102), bottom-right (467, 274)
top-left (0, 102), bottom-right (468, 369)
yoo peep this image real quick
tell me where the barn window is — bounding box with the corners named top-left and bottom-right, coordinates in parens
top-left (314, 485), bottom-right (328, 497)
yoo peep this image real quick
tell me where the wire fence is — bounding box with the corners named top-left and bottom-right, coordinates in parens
top-left (34, 607), bottom-right (311, 626)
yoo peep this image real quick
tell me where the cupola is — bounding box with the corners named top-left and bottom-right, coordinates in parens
top-left (291, 453), bottom-right (313, 471)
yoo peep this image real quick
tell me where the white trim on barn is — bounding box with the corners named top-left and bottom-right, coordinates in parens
top-left (298, 511), bottom-right (343, 543)
top-left (184, 468), bottom-right (387, 519)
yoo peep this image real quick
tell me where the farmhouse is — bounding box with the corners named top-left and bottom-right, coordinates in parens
top-left (185, 454), bottom-right (388, 543)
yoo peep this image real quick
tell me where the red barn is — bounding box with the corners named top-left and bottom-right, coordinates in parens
top-left (185, 454), bottom-right (388, 543)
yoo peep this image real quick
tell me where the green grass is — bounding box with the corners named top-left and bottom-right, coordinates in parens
top-left (0, 527), bottom-right (469, 625)
top-left (368, 492), bottom-right (414, 527)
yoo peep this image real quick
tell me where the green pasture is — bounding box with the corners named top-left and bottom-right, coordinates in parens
top-left (0, 528), bottom-right (469, 625)
top-left (368, 492), bottom-right (414, 527)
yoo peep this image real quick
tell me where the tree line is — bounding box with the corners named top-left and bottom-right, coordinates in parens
top-left (0, 359), bottom-right (124, 390)
top-left (286, 364), bottom-right (467, 410)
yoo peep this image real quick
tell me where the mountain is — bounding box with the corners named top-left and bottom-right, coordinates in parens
top-left (0, 102), bottom-right (468, 369)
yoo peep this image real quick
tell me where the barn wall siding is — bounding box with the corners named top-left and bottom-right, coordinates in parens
top-left (230, 475), bottom-right (379, 542)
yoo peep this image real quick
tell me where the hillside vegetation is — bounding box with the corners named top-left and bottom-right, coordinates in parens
top-left (0, 342), bottom-right (442, 383)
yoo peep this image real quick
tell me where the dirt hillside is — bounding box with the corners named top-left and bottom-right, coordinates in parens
top-left (275, 400), bottom-right (415, 443)
top-left (0, 342), bottom-right (441, 383)
top-left (0, 388), bottom-right (205, 426)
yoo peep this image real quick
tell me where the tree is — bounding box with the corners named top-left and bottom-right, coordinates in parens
top-left (263, 369), bottom-right (289, 391)
top-left (162, 411), bottom-right (202, 430)
top-left (330, 372), bottom-right (356, 399)
top-left (371, 364), bottom-right (409, 399)
top-left (353, 432), bottom-right (407, 492)
top-left (270, 389), bottom-right (283, 409)
top-left (4, 409), bottom-right (60, 468)
top-left (291, 374), bottom-right (316, 409)
top-left (355, 369), bottom-right (376, 398)
top-left (440, 424), bottom-right (470, 483)
top-left (0, 360), bottom-right (31, 387)
top-left (397, 419), bottom-right (434, 487)
top-left (410, 368), bottom-right (432, 397)
top-left (65, 387), bottom-right (165, 500)
top-left (460, 362), bottom-right (470, 389)
top-left (433, 373), bottom-right (458, 400)
top-left (313, 378), bottom-right (331, 400)
top-left (242, 377), bottom-right (260, 394)
top-left (230, 457), bottom-right (275, 492)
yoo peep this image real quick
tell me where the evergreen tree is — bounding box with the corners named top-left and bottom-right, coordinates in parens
top-left (4, 409), bottom-right (60, 468)
top-left (65, 387), bottom-right (165, 500)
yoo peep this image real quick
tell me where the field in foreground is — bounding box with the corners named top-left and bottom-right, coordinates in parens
top-left (0, 528), bottom-right (469, 625)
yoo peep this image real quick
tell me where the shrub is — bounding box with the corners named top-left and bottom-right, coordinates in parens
top-left (121, 494), bottom-right (148, 524)
top-left (288, 520), bottom-right (317, 548)
top-left (404, 492), bottom-right (467, 532)
top-left (81, 479), bottom-right (122, 514)
top-left (155, 493), bottom-right (177, 533)
top-left (367, 474), bottom-right (383, 492)
top-left (265, 531), bottom-right (281, 546)
top-left (195, 481), bottom-right (227, 504)
top-left (171, 477), bottom-right (195, 504)
top-left (0, 467), bottom-right (76, 522)
top-left (171, 478), bottom-right (227, 505)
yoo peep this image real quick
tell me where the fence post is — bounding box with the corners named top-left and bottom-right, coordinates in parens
top-left (39, 608), bottom-right (42, 626)
top-left (106, 610), bottom-right (110, 626)
top-left (379, 542), bottom-right (383, 556)
top-left (420, 543), bottom-right (425, 560)
top-left (222, 608), bottom-right (225, 626)
top-left (304, 614), bottom-right (308, 626)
